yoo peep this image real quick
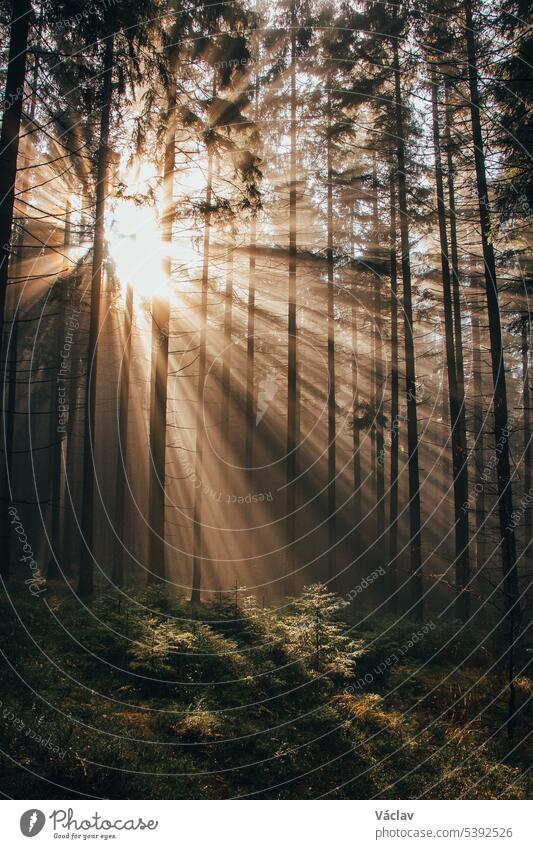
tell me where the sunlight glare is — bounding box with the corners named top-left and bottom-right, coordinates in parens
top-left (107, 197), bottom-right (168, 299)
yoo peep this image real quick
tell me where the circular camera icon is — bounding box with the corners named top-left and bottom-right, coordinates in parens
top-left (20, 809), bottom-right (46, 837)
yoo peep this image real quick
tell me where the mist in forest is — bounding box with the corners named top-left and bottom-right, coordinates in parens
top-left (0, 0), bottom-right (531, 801)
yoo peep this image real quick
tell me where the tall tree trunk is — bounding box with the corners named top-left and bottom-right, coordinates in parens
top-left (0, 0), bottom-right (31, 342)
top-left (431, 72), bottom-right (470, 621)
top-left (440, 360), bottom-right (454, 539)
top-left (350, 201), bottom-right (361, 532)
top-left (464, 0), bottom-right (520, 737)
top-left (470, 281), bottom-right (486, 576)
top-left (444, 81), bottom-right (466, 410)
top-left (373, 154), bottom-right (385, 557)
top-left (78, 35), bottom-right (114, 598)
top-left (46, 316), bottom-right (65, 581)
top-left (148, 66), bottom-right (177, 584)
top-left (191, 99), bottom-right (215, 604)
top-left (221, 243), bottom-right (233, 448)
top-left (393, 36), bottom-right (423, 620)
top-left (286, 4), bottom-right (298, 573)
top-left (0, 0), bottom-right (31, 559)
top-left (245, 216), bottom-right (256, 476)
top-left (326, 85), bottom-right (336, 579)
top-left (113, 283), bottom-right (133, 587)
top-left (46, 203), bottom-right (72, 580)
top-left (62, 305), bottom-right (84, 574)
top-left (245, 80), bottom-right (259, 479)
top-left (388, 170), bottom-right (399, 612)
top-left (1, 315), bottom-right (18, 577)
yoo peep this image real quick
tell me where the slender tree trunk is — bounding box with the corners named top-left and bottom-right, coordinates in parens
top-left (221, 243), bottom-right (233, 448)
top-left (393, 36), bottom-right (423, 620)
top-left (46, 210), bottom-right (70, 578)
top-left (431, 72), bottom-right (470, 621)
top-left (78, 35), bottom-right (114, 598)
top-left (326, 85), bottom-right (336, 579)
top-left (444, 81), bottom-right (466, 409)
top-left (46, 316), bottom-right (65, 581)
top-left (245, 80), bottom-right (259, 478)
top-left (350, 202), bottom-right (361, 531)
top-left (1, 315), bottom-right (18, 577)
top-left (191, 105), bottom-right (215, 604)
top-left (0, 0), bottom-right (31, 343)
top-left (444, 78), bottom-right (468, 538)
top-left (112, 283), bottom-right (133, 587)
top-left (388, 170), bottom-right (399, 612)
top-left (245, 216), bottom-right (256, 475)
top-left (0, 0), bottom-right (31, 557)
top-left (470, 283), bottom-right (486, 575)
top-left (62, 304), bottom-right (84, 574)
top-left (147, 278), bottom-right (170, 583)
top-left (148, 65), bottom-right (177, 584)
top-left (464, 0), bottom-right (519, 738)
top-left (440, 360), bottom-right (454, 539)
top-left (373, 154), bottom-right (385, 555)
top-left (286, 5), bottom-right (298, 573)
top-left (46, 203), bottom-right (72, 579)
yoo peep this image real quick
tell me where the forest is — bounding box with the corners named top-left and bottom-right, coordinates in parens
top-left (0, 0), bottom-right (531, 800)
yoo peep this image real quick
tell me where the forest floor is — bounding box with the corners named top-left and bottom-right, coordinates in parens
top-left (0, 582), bottom-right (531, 799)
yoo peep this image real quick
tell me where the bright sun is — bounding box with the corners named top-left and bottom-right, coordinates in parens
top-left (107, 159), bottom-right (203, 301)
top-left (107, 196), bottom-right (168, 299)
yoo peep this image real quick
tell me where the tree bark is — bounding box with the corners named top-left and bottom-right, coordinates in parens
top-left (286, 2), bottom-right (298, 574)
top-left (245, 215), bottom-right (256, 476)
top-left (0, 0), bottom-right (31, 342)
top-left (470, 275), bottom-right (486, 576)
top-left (1, 315), bottom-right (18, 577)
top-left (388, 170), bottom-right (399, 612)
top-left (0, 0), bottom-right (31, 558)
top-left (46, 203), bottom-right (72, 580)
top-left (393, 36), bottom-right (423, 620)
top-left (350, 201), bottom-right (361, 533)
top-left (444, 80), bottom-right (466, 410)
top-left (464, 0), bottom-right (520, 739)
top-left (373, 153), bottom-right (385, 558)
top-left (191, 98), bottom-right (215, 604)
top-left (113, 283), bottom-right (133, 587)
top-left (245, 80), bottom-right (259, 479)
top-left (326, 84), bottom-right (336, 579)
top-left (148, 65), bottom-right (177, 584)
top-left (62, 301), bottom-right (84, 575)
top-left (431, 72), bottom-right (470, 621)
top-left (78, 35), bottom-right (114, 598)
top-left (221, 243), bottom-right (233, 448)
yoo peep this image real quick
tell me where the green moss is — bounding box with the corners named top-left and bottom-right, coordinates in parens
top-left (0, 585), bottom-right (530, 799)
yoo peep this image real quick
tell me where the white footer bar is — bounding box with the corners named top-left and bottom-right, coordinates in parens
top-left (4, 799), bottom-right (531, 848)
